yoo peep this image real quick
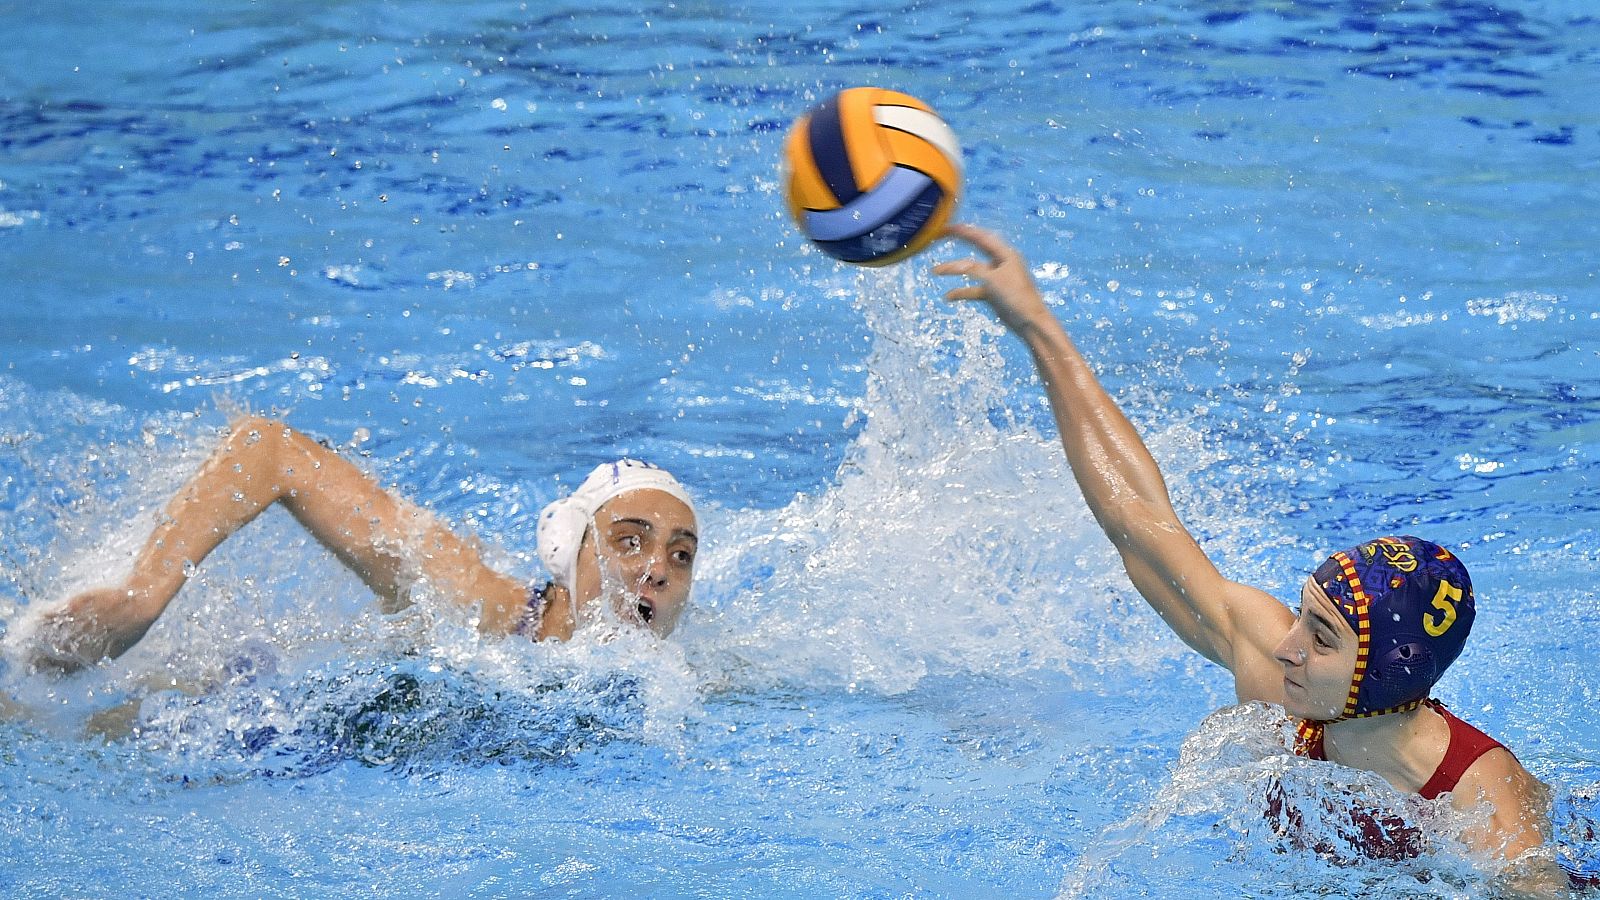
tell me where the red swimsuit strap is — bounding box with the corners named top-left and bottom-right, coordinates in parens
top-left (1416, 700), bottom-right (1506, 800)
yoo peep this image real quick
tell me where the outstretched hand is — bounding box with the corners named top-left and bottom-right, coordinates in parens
top-left (28, 587), bottom-right (159, 674)
top-left (932, 223), bottom-right (1053, 334)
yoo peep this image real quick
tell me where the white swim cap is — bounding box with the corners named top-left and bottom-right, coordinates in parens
top-left (535, 459), bottom-right (696, 592)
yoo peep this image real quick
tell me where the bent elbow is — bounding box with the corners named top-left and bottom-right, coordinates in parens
top-left (1096, 499), bottom-right (1181, 551)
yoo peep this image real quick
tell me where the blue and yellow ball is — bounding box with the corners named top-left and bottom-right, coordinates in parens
top-left (784, 87), bottom-right (962, 267)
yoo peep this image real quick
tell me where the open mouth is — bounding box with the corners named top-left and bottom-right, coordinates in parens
top-left (635, 598), bottom-right (655, 624)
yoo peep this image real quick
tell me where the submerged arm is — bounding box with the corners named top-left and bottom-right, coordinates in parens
top-left (31, 416), bottom-right (531, 672)
top-left (1455, 750), bottom-right (1574, 898)
top-left (933, 225), bottom-right (1290, 697)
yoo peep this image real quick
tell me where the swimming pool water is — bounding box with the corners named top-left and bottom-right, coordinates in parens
top-left (3, 2), bottom-right (1598, 897)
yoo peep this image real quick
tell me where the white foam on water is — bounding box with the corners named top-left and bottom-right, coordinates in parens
top-left (684, 262), bottom-right (1276, 698)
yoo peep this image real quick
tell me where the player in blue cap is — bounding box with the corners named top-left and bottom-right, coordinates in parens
top-left (933, 224), bottom-right (1560, 887)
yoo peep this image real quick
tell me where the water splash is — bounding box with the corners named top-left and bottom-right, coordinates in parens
top-left (1059, 703), bottom-right (1506, 899)
top-left (687, 264), bottom-right (1229, 696)
top-left (125, 634), bottom-right (684, 780)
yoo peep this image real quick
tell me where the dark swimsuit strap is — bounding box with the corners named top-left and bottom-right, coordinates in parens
top-left (514, 583), bottom-right (548, 638)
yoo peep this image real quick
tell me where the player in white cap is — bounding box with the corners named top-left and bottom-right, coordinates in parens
top-left (28, 416), bottom-right (698, 672)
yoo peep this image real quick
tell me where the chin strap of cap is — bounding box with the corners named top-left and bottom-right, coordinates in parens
top-left (1293, 698), bottom-right (1427, 757)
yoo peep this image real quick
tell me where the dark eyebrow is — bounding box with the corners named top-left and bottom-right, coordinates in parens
top-left (611, 518), bottom-right (698, 546)
top-left (1306, 610), bottom-right (1340, 637)
top-left (1299, 580), bottom-right (1352, 643)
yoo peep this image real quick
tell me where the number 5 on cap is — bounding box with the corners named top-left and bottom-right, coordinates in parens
top-left (1424, 580), bottom-right (1463, 637)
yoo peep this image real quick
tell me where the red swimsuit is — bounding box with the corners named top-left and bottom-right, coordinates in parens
top-left (1271, 700), bottom-right (1507, 860)
top-left (1297, 700), bottom-right (1506, 799)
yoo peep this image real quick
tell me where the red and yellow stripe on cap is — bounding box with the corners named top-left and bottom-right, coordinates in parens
top-left (1330, 548), bottom-right (1371, 718)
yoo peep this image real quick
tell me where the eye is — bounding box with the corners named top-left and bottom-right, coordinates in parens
top-left (615, 533), bottom-right (642, 553)
top-left (1312, 632), bottom-right (1332, 650)
top-left (672, 548), bottom-right (695, 566)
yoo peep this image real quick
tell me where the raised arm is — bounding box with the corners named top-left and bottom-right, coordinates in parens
top-left (30, 416), bottom-right (531, 672)
top-left (934, 225), bottom-right (1290, 698)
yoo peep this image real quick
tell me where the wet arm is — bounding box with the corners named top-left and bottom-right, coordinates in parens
top-left (933, 225), bottom-right (1290, 685)
top-left (32, 417), bottom-right (530, 671)
top-left (1456, 751), bottom-right (1571, 897)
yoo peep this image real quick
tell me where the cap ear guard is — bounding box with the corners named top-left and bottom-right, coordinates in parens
top-left (535, 496), bottom-right (593, 593)
top-left (1359, 639), bottom-right (1439, 712)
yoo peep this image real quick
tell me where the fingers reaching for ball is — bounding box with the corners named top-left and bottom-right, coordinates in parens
top-left (932, 222), bottom-right (1023, 299)
top-left (932, 224), bottom-right (1053, 332)
top-left (933, 225), bottom-right (999, 301)
top-left (943, 223), bottom-right (1016, 264)
top-left (930, 257), bottom-right (992, 303)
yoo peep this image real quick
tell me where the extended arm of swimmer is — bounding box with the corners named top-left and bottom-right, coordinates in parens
top-left (31, 416), bottom-right (531, 672)
top-left (933, 225), bottom-right (1291, 702)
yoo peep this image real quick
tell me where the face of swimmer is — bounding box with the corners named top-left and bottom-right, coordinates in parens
top-left (569, 488), bottom-right (698, 637)
top-left (1272, 577), bottom-right (1360, 721)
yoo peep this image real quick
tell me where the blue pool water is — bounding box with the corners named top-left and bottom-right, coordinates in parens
top-left (2, 1), bottom-right (1598, 896)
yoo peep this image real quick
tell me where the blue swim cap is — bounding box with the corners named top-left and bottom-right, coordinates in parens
top-left (1313, 536), bottom-right (1475, 719)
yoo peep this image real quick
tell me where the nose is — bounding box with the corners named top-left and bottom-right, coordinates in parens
top-left (635, 550), bottom-right (670, 588)
top-left (1272, 631), bottom-right (1305, 668)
